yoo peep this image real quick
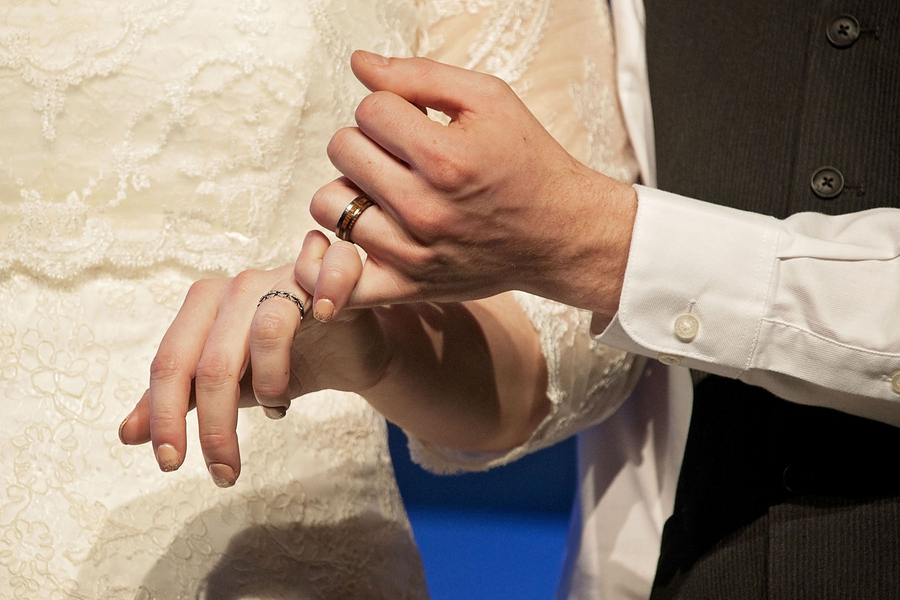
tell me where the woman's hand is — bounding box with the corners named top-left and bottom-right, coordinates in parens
top-left (118, 261), bottom-right (392, 487)
top-left (301, 51), bottom-right (637, 320)
top-left (120, 240), bottom-right (549, 488)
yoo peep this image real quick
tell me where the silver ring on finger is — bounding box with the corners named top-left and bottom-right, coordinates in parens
top-left (335, 195), bottom-right (376, 243)
top-left (257, 289), bottom-right (306, 320)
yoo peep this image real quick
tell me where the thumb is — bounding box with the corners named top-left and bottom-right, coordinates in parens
top-left (351, 50), bottom-right (502, 117)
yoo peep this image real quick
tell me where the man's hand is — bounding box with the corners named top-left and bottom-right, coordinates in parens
top-left (298, 51), bottom-right (637, 322)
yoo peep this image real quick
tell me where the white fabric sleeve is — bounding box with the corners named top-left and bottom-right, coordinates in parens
top-left (598, 185), bottom-right (900, 425)
top-left (409, 295), bottom-right (646, 474)
top-left (407, 0), bottom-right (647, 473)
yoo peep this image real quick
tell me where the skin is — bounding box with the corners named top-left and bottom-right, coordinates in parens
top-left (120, 52), bottom-right (638, 487)
top-left (302, 51), bottom-right (637, 324)
top-left (119, 262), bottom-right (550, 487)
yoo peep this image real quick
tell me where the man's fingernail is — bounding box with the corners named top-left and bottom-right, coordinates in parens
top-left (357, 49), bottom-right (389, 65)
top-left (208, 463), bottom-right (236, 488)
top-left (314, 298), bottom-right (335, 322)
top-left (155, 444), bottom-right (181, 472)
top-left (118, 415), bottom-right (130, 445)
top-left (263, 406), bottom-right (288, 420)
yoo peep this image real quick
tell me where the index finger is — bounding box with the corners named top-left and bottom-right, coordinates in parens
top-left (351, 52), bottom-right (496, 118)
top-left (353, 90), bottom-right (463, 173)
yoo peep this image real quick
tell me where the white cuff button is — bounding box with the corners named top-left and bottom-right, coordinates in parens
top-left (658, 354), bottom-right (683, 366)
top-left (674, 313), bottom-right (700, 342)
top-left (891, 371), bottom-right (900, 395)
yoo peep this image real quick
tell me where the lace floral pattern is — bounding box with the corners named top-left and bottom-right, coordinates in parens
top-left (1, 0), bottom-right (428, 597)
top-left (0, 0), bottom-right (418, 279)
top-left (1, 0), bottom-right (638, 596)
top-left (0, 270), bottom-right (426, 599)
top-left (421, 0), bottom-right (551, 83)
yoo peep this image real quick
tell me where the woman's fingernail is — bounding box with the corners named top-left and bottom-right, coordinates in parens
top-left (314, 298), bottom-right (335, 322)
top-left (155, 444), bottom-right (181, 472)
top-left (208, 463), bottom-right (236, 488)
top-left (263, 406), bottom-right (288, 420)
top-left (118, 415), bottom-right (130, 445)
top-left (357, 49), bottom-right (389, 65)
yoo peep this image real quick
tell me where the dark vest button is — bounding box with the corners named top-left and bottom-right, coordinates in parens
top-left (783, 464), bottom-right (816, 494)
top-left (810, 166), bottom-right (844, 199)
top-left (827, 15), bottom-right (860, 48)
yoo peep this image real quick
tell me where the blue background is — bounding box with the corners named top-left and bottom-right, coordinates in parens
top-left (387, 423), bottom-right (577, 599)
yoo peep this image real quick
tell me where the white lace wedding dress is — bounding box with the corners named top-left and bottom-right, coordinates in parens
top-left (0, 1), bottom-right (638, 598)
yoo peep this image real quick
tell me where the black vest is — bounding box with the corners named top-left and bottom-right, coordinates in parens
top-left (643, 2), bottom-right (900, 598)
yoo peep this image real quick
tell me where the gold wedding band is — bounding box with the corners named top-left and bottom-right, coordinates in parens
top-left (335, 195), bottom-right (376, 243)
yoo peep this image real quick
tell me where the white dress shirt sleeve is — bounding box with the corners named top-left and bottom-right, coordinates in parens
top-left (598, 185), bottom-right (900, 424)
top-left (608, 0), bottom-right (900, 425)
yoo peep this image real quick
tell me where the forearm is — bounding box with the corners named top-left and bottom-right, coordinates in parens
top-left (363, 293), bottom-right (550, 453)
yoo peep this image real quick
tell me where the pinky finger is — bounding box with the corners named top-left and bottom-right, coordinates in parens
top-left (294, 230), bottom-right (331, 297)
top-left (314, 241), bottom-right (364, 322)
top-left (294, 232), bottom-right (364, 323)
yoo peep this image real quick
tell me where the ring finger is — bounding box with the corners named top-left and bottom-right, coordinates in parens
top-left (250, 279), bottom-right (310, 417)
top-left (310, 177), bottom-right (410, 253)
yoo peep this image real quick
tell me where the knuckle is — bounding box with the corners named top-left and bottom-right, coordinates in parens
top-left (406, 204), bottom-right (447, 237)
top-left (149, 353), bottom-right (183, 383)
top-left (330, 240), bottom-right (362, 264)
top-left (424, 150), bottom-right (471, 191)
top-left (480, 74), bottom-right (512, 100)
top-left (187, 278), bottom-right (215, 297)
top-left (320, 264), bottom-right (357, 286)
top-left (355, 92), bottom-right (386, 123)
top-left (309, 188), bottom-right (330, 223)
top-left (326, 127), bottom-right (357, 163)
top-left (403, 244), bottom-right (437, 275)
top-left (399, 240), bottom-right (460, 286)
top-left (409, 57), bottom-right (437, 78)
top-left (148, 409), bottom-right (181, 433)
top-left (231, 270), bottom-right (261, 295)
top-left (319, 245), bottom-right (362, 282)
top-left (319, 265), bottom-right (351, 288)
top-left (195, 352), bottom-right (237, 391)
top-left (198, 427), bottom-right (234, 451)
top-left (253, 379), bottom-right (287, 402)
top-left (251, 312), bottom-right (290, 344)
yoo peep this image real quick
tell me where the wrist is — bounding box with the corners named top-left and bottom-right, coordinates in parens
top-left (592, 177), bottom-right (638, 318)
top-left (542, 165), bottom-right (636, 318)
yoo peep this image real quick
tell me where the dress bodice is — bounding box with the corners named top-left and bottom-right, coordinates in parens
top-left (1, 0), bottom-right (630, 280)
top-left (0, 0), bottom-right (418, 279)
top-left (0, 1), bottom-right (642, 598)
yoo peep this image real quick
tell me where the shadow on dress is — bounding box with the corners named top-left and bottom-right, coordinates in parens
top-left (75, 481), bottom-right (427, 600)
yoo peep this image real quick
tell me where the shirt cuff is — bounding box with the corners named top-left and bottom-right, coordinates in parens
top-left (596, 185), bottom-right (780, 376)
